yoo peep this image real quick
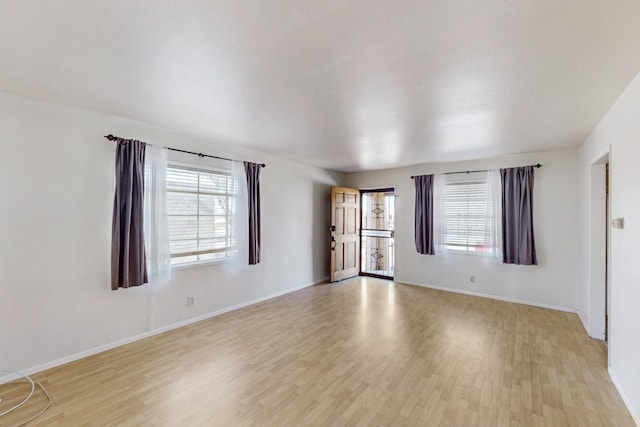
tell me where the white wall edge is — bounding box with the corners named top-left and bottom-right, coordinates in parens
top-left (577, 309), bottom-right (590, 335)
top-left (0, 279), bottom-right (323, 385)
top-left (396, 279), bottom-right (577, 314)
top-left (589, 145), bottom-right (611, 166)
top-left (609, 366), bottom-right (640, 426)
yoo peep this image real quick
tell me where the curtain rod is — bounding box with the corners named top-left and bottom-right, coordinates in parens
top-left (410, 163), bottom-right (541, 179)
top-left (103, 134), bottom-right (266, 168)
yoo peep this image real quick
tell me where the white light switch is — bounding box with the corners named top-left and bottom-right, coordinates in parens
top-left (611, 217), bottom-right (625, 229)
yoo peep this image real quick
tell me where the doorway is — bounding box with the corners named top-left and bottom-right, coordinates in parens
top-left (605, 162), bottom-right (609, 343)
top-left (588, 152), bottom-right (610, 348)
top-left (360, 189), bottom-right (395, 279)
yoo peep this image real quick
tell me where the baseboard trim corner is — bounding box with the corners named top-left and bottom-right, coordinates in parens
top-left (577, 310), bottom-right (590, 335)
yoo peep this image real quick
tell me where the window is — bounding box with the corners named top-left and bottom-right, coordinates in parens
top-left (441, 173), bottom-right (495, 253)
top-left (166, 164), bottom-right (238, 265)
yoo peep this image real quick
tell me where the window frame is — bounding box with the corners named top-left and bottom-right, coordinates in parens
top-left (166, 161), bottom-right (238, 268)
top-left (440, 173), bottom-right (494, 255)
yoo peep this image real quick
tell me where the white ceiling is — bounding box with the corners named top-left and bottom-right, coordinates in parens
top-left (1, 1), bottom-right (639, 172)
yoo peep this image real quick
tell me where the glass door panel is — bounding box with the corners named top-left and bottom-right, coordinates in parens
top-left (360, 190), bottom-right (395, 278)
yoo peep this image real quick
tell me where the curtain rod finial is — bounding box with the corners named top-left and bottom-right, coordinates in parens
top-left (104, 134), bottom-right (116, 141)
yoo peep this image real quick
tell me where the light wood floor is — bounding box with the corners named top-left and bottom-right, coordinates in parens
top-left (1, 278), bottom-right (633, 426)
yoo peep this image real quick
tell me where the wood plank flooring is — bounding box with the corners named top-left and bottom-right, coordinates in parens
top-left (0, 278), bottom-right (633, 426)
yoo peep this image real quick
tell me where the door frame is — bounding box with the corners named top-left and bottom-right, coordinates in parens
top-left (587, 150), bottom-right (611, 353)
top-left (359, 187), bottom-right (395, 280)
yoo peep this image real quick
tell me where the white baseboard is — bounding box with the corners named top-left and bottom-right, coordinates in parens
top-left (577, 310), bottom-right (590, 335)
top-left (396, 278), bottom-right (577, 314)
top-left (609, 367), bottom-right (640, 426)
top-left (0, 279), bottom-right (322, 385)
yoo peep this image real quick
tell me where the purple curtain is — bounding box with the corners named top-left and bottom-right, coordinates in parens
top-left (414, 174), bottom-right (435, 255)
top-left (111, 139), bottom-right (148, 289)
top-left (500, 166), bottom-right (537, 265)
top-left (244, 162), bottom-right (262, 265)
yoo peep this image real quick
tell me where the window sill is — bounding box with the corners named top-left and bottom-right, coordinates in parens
top-left (171, 258), bottom-right (229, 271)
top-left (444, 249), bottom-right (487, 257)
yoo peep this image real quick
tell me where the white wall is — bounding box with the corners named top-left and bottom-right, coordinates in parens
top-left (578, 72), bottom-right (640, 424)
top-left (0, 92), bottom-right (343, 374)
top-left (345, 150), bottom-right (580, 312)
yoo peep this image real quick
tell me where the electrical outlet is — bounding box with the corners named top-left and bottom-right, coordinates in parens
top-left (187, 296), bottom-right (195, 306)
top-left (470, 275), bottom-right (475, 283)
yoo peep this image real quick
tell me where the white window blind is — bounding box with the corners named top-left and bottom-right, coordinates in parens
top-left (166, 165), bottom-right (238, 265)
top-left (441, 175), bottom-right (494, 253)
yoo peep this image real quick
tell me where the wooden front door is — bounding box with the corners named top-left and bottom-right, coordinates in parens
top-left (330, 187), bottom-right (360, 282)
